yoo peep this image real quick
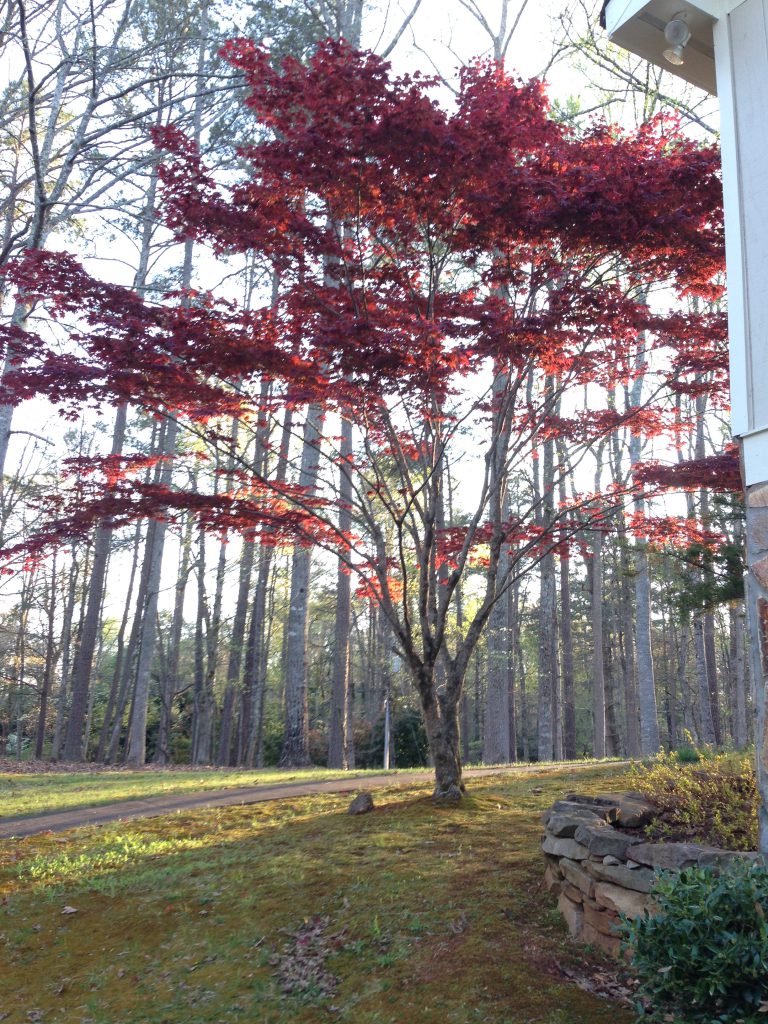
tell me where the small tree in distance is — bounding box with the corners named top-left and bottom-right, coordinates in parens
top-left (1, 41), bottom-right (726, 795)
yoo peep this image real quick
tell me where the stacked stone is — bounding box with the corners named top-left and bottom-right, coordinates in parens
top-left (542, 791), bottom-right (760, 957)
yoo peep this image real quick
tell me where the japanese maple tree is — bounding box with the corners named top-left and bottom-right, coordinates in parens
top-left (1, 41), bottom-right (725, 795)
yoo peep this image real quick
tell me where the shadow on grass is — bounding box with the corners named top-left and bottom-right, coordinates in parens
top-left (0, 766), bottom-right (636, 1024)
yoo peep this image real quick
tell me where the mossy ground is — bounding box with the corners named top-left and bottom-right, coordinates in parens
top-left (0, 765), bottom-right (635, 1024)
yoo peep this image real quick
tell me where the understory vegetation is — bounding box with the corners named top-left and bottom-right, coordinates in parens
top-left (629, 748), bottom-right (758, 850)
top-left (623, 860), bottom-right (768, 1023)
top-left (0, 765), bottom-right (634, 1024)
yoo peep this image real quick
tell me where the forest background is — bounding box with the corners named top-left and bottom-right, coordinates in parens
top-left (0, 0), bottom-right (743, 790)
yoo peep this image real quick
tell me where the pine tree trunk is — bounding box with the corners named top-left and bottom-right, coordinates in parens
top-left (484, 574), bottom-right (510, 763)
top-left (125, 416), bottom-right (178, 766)
top-left (51, 545), bottom-right (82, 760)
top-left (732, 601), bottom-right (748, 748)
top-left (507, 580), bottom-right (518, 762)
top-left (153, 510), bottom-right (193, 765)
top-left (535, 385), bottom-right (557, 761)
top-left (35, 556), bottom-right (58, 759)
top-left (559, 551), bottom-right (576, 760)
top-left (63, 404), bottom-right (127, 761)
top-left (218, 534), bottom-right (255, 765)
top-left (620, 562), bottom-right (642, 758)
top-left (591, 531), bottom-right (607, 758)
top-left (97, 519), bottom-right (142, 761)
top-left (693, 613), bottom-right (717, 745)
top-left (328, 411), bottom-right (353, 769)
top-left (635, 543), bottom-right (661, 754)
top-left (192, 526), bottom-right (214, 764)
top-left (279, 403), bottom-right (325, 768)
top-left (703, 608), bottom-right (722, 744)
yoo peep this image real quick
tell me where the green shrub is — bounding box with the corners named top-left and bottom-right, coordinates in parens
top-left (629, 750), bottom-right (758, 851)
top-left (623, 860), bottom-right (768, 1023)
top-left (675, 743), bottom-right (701, 764)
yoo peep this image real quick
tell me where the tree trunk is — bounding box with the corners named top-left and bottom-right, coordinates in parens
top-left (535, 385), bottom-right (557, 761)
top-left (591, 531), bottom-right (607, 758)
top-left (619, 558), bottom-right (642, 758)
top-left (50, 545), bottom-right (81, 760)
top-left (703, 607), bottom-right (722, 745)
top-left (35, 555), bottom-right (58, 759)
top-left (507, 579), bottom-right (518, 762)
top-left (96, 519), bottom-right (142, 761)
top-left (693, 613), bottom-right (717, 745)
top-left (153, 510), bottom-right (194, 765)
top-left (421, 670), bottom-right (464, 799)
top-left (559, 548), bottom-right (576, 760)
top-left (279, 402), bottom-right (325, 768)
top-left (192, 525), bottom-right (215, 764)
top-left (328, 410), bottom-right (354, 769)
top-left (484, 570), bottom-right (511, 763)
top-left (63, 403), bottom-right (127, 762)
top-left (217, 533), bottom-right (255, 765)
top-left (125, 416), bottom-right (178, 766)
top-left (732, 601), bottom-right (748, 748)
top-left (635, 542), bottom-right (661, 754)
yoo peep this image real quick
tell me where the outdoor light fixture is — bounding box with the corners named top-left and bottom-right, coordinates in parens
top-left (663, 14), bottom-right (692, 66)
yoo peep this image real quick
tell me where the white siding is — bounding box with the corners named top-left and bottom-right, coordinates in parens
top-left (726, 0), bottom-right (768, 435)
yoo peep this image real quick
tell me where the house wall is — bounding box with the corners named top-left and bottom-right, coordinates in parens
top-left (716, 0), bottom-right (768, 472)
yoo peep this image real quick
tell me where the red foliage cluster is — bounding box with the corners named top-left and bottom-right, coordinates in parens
top-left (1, 40), bottom-right (730, 560)
top-left (626, 511), bottom-right (725, 550)
top-left (635, 444), bottom-right (742, 494)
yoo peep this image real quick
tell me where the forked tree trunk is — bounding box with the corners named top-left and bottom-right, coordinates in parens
top-left (420, 671), bottom-right (464, 799)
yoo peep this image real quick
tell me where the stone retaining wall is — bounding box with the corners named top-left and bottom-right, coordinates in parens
top-left (542, 791), bottom-right (758, 957)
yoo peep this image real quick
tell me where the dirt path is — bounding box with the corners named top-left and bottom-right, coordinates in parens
top-left (0, 761), bottom-right (629, 839)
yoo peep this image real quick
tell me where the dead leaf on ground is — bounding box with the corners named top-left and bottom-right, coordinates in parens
top-left (60, 906), bottom-right (78, 915)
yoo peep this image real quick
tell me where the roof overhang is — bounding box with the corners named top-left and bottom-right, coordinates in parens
top-left (602, 0), bottom-right (719, 94)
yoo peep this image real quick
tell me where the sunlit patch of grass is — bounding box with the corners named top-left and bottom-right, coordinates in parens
top-left (0, 765), bottom-right (404, 819)
top-left (0, 766), bottom-right (635, 1024)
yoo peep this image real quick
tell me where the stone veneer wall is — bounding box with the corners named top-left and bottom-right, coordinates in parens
top-left (542, 791), bottom-right (760, 957)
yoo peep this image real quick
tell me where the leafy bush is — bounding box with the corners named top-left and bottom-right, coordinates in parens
top-left (629, 750), bottom-right (758, 851)
top-left (623, 860), bottom-right (768, 1023)
top-left (675, 743), bottom-right (702, 764)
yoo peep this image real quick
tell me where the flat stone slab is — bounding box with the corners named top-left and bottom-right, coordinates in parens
top-left (544, 809), bottom-right (603, 837)
top-left (557, 891), bottom-right (584, 938)
top-left (560, 857), bottom-right (595, 898)
top-left (593, 882), bottom-right (653, 920)
top-left (541, 835), bottom-right (588, 860)
top-left (583, 899), bottom-right (621, 937)
top-left (585, 860), bottom-right (656, 894)
top-left (574, 822), bottom-right (643, 860)
top-left (563, 792), bottom-right (657, 829)
top-left (630, 842), bottom-right (710, 871)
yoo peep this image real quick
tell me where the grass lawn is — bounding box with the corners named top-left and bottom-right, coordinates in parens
top-left (0, 766), bottom-right (402, 820)
top-left (0, 764), bottom-right (635, 1024)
